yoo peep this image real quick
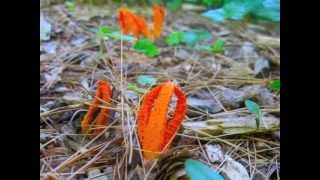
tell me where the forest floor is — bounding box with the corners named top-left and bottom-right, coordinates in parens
top-left (40, 2), bottom-right (280, 180)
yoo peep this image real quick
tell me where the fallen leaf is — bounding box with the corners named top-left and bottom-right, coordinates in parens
top-left (220, 155), bottom-right (250, 180)
top-left (40, 15), bottom-right (51, 41)
top-left (187, 96), bottom-right (223, 113)
top-left (205, 144), bottom-right (224, 163)
top-left (42, 42), bottom-right (57, 54)
top-left (254, 58), bottom-right (270, 75)
top-left (62, 92), bottom-right (84, 103)
top-left (87, 168), bottom-right (109, 180)
top-left (71, 35), bottom-right (87, 46)
top-left (184, 159), bottom-right (224, 180)
top-left (44, 65), bottom-right (64, 88)
top-left (136, 75), bottom-right (157, 86)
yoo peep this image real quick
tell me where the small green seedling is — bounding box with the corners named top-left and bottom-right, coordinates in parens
top-left (127, 83), bottom-right (147, 94)
top-left (269, 79), bottom-right (280, 91)
top-left (97, 25), bottom-right (114, 39)
top-left (211, 38), bottom-right (225, 53)
top-left (165, 31), bottom-right (184, 46)
top-left (245, 99), bottom-right (262, 129)
top-left (133, 38), bottom-right (160, 57)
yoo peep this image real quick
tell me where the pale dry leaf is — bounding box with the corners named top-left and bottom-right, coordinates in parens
top-left (220, 155), bottom-right (250, 180)
top-left (205, 144), bottom-right (224, 163)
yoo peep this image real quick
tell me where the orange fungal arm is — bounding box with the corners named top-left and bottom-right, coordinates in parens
top-left (143, 82), bottom-right (174, 160)
top-left (92, 80), bottom-right (112, 135)
top-left (81, 80), bottom-right (112, 136)
top-left (137, 84), bottom-right (163, 143)
top-left (152, 4), bottom-right (165, 39)
top-left (161, 86), bottom-right (187, 150)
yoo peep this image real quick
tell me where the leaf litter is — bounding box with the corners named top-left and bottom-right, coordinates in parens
top-left (40, 1), bottom-right (279, 179)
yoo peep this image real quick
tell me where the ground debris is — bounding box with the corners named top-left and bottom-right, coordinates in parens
top-left (40, 2), bottom-right (280, 179)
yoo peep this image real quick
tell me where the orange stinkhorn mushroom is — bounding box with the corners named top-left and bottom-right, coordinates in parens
top-left (81, 80), bottom-right (112, 136)
top-left (137, 81), bottom-right (187, 160)
top-left (118, 4), bottom-right (165, 40)
top-left (118, 7), bottom-right (142, 38)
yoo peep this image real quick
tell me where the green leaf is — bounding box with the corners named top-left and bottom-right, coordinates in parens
top-left (201, 0), bottom-right (223, 7)
top-left (211, 38), bottom-right (225, 53)
top-left (167, 0), bottom-right (183, 11)
top-left (185, 159), bottom-right (225, 180)
top-left (251, 0), bottom-right (280, 22)
top-left (106, 32), bottom-right (135, 42)
top-left (97, 25), bottom-right (114, 39)
top-left (149, 0), bottom-right (162, 4)
top-left (97, 26), bottom-right (135, 42)
top-left (269, 79), bottom-right (280, 90)
top-left (133, 38), bottom-right (160, 57)
top-left (166, 31), bottom-right (184, 46)
top-left (182, 30), bottom-right (212, 46)
top-left (136, 75), bottom-right (157, 86)
top-left (65, 1), bottom-right (76, 11)
top-left (202, 0), bottom-right (279, 22)
top-left (166, 30), bottom-right (212, 47)
top-left (223, 0), bottom-right (259, 20)
top-left (182, 31), bottom-right (198, 46)
top-left (185, 0), bottom-right (198, 3)
top-left (245, 100), bottom-right (261, 128)
top-left (196, 30), bottom-right (212, 41)
top-left (202, 8), bottom-right (225, 22)
top-left (245, 100), bottom-right (260, 114)
top-left (127, 83), bottom-right (147, 94)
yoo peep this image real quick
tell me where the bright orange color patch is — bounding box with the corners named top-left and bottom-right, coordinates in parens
top-left (81, 80), bottom-right (112, 136)
top-left (118, 4), bottom-right (165, 40)
top-left (137, 82), bottom-right (187, 160)
top-left (135, 15), bottom-right (153, 39)
top-left (118, 7), bottom-right (142, 38)
top-left (152, 4), bottom-right (165, 39)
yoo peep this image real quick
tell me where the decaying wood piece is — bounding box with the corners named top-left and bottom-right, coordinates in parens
top-left (183, 114), bottom-right (279, 136)
top-left (255, 35), bottom-right (280, 48)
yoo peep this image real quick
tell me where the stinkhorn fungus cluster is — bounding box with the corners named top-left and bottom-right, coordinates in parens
top-left (81, 80), bottom-right (112, 136)
top-left (118, 4), bottom-right (165, 40)
top-left (137, 81), bottom-right (187, 160)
